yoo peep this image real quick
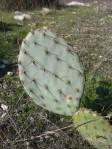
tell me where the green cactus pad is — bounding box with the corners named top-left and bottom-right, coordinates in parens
top-left (18, 29), bottom-right (85, 116)
top-left (73, 109), bottom-right (112, 148)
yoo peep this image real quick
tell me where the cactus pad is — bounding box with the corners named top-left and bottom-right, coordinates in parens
top-left (73, 109), bottom-right (112, 148)
top-left (18, 29), bottom-right (84, 116)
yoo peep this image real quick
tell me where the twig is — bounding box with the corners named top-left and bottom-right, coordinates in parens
top-left (0, 124), bottom-right (73, 144)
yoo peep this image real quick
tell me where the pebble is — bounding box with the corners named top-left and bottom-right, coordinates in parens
top-left (1, 104), bottom-right (8, 111)
top-left (15, 11), bottom-right (23, 15)
top-left (3, 83), bottom-right (9, 90)
top-left (99, 55), bottom-right (103, 58)
top-left (40, 8), bottom-right (50, 15)
top-left (14, 14), bottom-right (32, 21)
top-left (7, 72), bottom-right (13, 76)
top-left (30, 117), bottom-right (34, 123)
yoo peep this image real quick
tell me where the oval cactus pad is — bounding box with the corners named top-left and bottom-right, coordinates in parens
top-left (73, 109), bottom-right (112, 148)
top-left (18, 29), bottom-right (85, 116)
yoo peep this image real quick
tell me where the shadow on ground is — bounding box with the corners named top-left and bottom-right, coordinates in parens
top-left (0, 21), bottom-right (22, 32)
top-left (83, 79), bottom-right (112, 124)
top-left (0, 63), bottom-right (17, 78)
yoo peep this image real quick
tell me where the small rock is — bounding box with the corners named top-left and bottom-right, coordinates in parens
top-left (3, 83), bottom-right (9, 90)
top-left (30, 117), bottom-right (34, 123)
top-left (30, 136), bottom-right (34, 140)
top-left (1, 104), bottom-right (8, 111)
top-left (40, 8), bottom-right (50, 15)
top-left (15, 11), bottom-right (23, 15)
top-left (67, 2), bottom-right (90, 6)
top-left (14, 15), bottom-right (25, 21)
top-left (14, 13), bottom-right (32, 21)
top-left (7, 72), bottom-right (13, 76)
top-left (99, 55), bottom-right (103, 58)
top-left (72, 12), bottom-right (76, 14)
top-left (22, 14), bottom-right (32, 20)
top-left (108, 15), bottom-right (112, 18)
top-left (42, 26), bottom-right (48, 30)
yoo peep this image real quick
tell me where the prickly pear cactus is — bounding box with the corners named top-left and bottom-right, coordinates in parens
top-left (18, 29), bottom-right (85, 116)
top-left (73, 109), bottom-right (112, 149)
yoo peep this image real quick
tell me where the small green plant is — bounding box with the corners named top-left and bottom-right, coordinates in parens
top-left (18, 29), bottom-right (112, 149)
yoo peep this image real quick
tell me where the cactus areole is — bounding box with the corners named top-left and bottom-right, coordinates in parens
top-left (18, 29), bottom-right (85, 116)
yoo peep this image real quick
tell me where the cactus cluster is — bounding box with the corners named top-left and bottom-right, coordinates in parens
top-left (18, 29), bottom-right (112, 149)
